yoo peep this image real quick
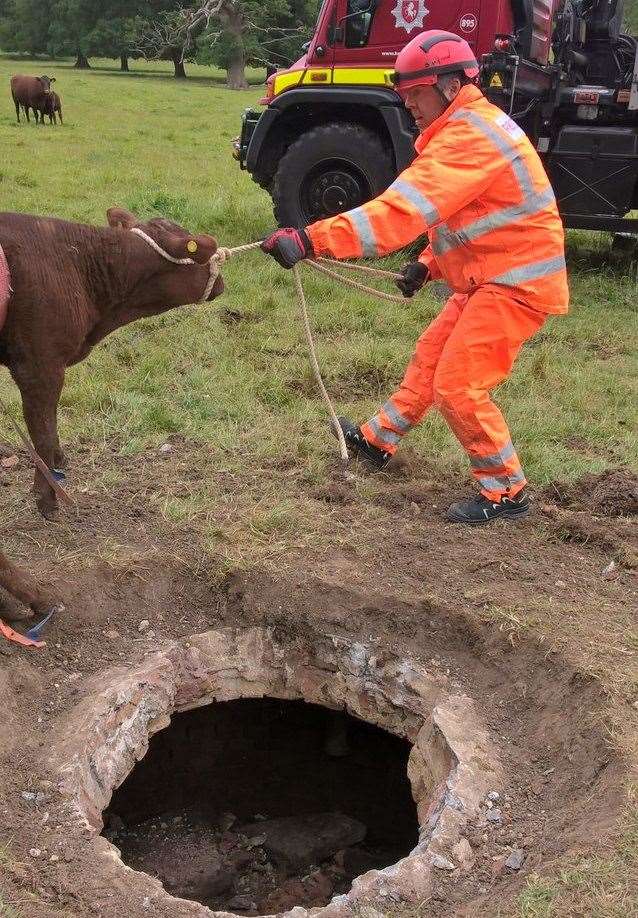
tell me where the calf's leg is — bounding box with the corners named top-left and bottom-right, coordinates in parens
top-left (13, 97), bottom-right (20, 122)
top-left (0, 550), bottom-right (59, 617)
top-left (11, 363), bottom-right (65, 521)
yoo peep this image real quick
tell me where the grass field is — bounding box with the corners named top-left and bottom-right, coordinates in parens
top-left (1, 54), bottom-right (636, 489)
top-left (0, 53), bottom-right (637, 918)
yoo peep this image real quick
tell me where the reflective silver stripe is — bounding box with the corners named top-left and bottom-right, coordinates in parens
top-left (368, 417), bottom-right (401, 447)
top-left (381, 400), bottom-right (412, 433)
top-left (388, 178), bottom-right (440, 225)
top-left (478, 469), bottom-right (526, 492)
top-left (432, 186), bottom-right (556, 256)
top-left (348, 207), bottom-right (378, 257)
top-left (491, 255), bottom-right (566, 286)
top-left (469, 441), bottom-right (516, 470)
top-left (450, 109), bottom-right (536, 200)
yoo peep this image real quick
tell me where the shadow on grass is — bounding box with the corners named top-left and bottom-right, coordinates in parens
top-left (90, 70), bottom-right (266, 87)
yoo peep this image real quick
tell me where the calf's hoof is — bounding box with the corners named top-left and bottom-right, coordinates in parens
top-left (53, 449), bottom-right (69, 470)
top-left (0, 599), bottom-right (34, 622)
top-left (36, 495), bottom-right (61, 522)
top-left (32, 596), bottom-right (64, 617)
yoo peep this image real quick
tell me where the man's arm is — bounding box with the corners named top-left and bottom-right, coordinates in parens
top-left (306, 119), bottom-right (512, 259)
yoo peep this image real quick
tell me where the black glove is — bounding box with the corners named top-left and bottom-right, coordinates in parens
top-left (261, 227), bottom-right (313, 269)
top-left (395, 262), bottom-right (429, 298)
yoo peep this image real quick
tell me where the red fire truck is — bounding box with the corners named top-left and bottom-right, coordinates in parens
top-left (233, 0), bottom-right (638, 235)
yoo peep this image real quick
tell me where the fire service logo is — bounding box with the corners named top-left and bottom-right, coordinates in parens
top-left (392, 0), bottom-right (429, 34)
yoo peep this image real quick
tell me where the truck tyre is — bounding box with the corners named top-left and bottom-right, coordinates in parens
top-left (271, 122), bottom-right (396, 227)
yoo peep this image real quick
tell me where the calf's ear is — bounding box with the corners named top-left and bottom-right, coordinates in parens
top-left (161, 232), bottom-right (218, 264)
top-left (184, 233), bottom-right (218, 264)
top-left (107, 207), bottom-right (138, 229)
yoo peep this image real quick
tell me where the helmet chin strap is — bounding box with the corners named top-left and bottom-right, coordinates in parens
top-left (434, 79), bottom-right (456, 108)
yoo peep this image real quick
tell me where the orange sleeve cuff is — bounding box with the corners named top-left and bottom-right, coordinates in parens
top-left (418, 245), bottom-right (442, 280)
top-left (307, 216), bottom-right (364, 260)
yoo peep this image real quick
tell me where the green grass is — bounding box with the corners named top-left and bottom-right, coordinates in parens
top-left (0, 53), bottom-right (635, 495)
top-left (515, 809), bottom-right (638, 918)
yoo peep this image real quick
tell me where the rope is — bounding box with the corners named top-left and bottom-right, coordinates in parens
top-left (129, 231), bottom-right (264, 303)
top-left (292, 265), bottom-right (349, 464)
top-left (128, 232), bottom-right (409, 467)
top-left (214, 242), bottom-right (262, 259)
top-left (306, 259), bottom-right (406, 303)
top-left (317, 257), bottom-right (402, 281)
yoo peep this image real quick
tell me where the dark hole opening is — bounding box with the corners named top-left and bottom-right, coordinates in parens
top-left (104, 698), bottom-right (419, 914)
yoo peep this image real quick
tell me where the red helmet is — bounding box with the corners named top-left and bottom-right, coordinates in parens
top-left (391, 30), bottom-right (479, 95)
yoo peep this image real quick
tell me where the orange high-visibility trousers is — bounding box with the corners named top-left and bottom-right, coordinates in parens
top-left (361, 286), bottom-right (547, 499)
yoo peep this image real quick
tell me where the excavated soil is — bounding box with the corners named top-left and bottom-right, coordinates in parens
top-left (542, 466), bottom-right (638, 517)
top-left (0, 444), bottom-right (636, 918)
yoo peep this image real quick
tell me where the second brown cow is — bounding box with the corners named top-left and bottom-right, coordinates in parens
top-left (0, 208), bottom-right (224, 519)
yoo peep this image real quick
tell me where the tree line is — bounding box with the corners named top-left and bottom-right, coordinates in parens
top-left (0, 0), bottom-right (321, 88)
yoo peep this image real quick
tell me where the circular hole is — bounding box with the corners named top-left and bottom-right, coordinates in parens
top-left (104, 698), bottom-right (420, 913)
top-left (54, 627), bottom-right (500, 916)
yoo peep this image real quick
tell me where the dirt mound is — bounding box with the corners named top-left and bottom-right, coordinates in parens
top-left (546, 467), bottom-right (638, 517)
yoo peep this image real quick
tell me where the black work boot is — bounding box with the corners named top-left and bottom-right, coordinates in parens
top-left (336, 417), bottom-right (392, 469)
top-left (446, 488), bottom-right (530, 525)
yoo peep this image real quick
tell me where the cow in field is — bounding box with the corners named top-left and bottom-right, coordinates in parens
top-left (0, 208), bottom-right (224, 520)
top-left (40, 90), bottom-right (63, 124)
top-left (10, 74), bottom-right (56, 123)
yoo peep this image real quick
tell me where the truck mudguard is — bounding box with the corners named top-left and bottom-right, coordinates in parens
top-left (246, 85), bottom-right (417, 177)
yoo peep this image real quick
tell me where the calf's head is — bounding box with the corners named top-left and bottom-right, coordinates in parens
top-left (107, 207), bottom-right (224, 306)
top-left (39, 75), bottom-right (55, 94)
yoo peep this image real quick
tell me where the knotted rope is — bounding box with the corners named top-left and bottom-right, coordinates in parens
top-left (131, 230), bottom-right (408, 465)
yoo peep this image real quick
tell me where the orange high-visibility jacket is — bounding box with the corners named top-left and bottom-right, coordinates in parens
top-left (307, 84), bottom-right (569, 314)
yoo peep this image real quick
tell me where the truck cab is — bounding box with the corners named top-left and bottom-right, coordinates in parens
top-left (235, 0), bottom-right (638, 234)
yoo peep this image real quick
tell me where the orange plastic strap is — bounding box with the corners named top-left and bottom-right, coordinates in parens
top-left (0, 616), bottom-right (46, 648)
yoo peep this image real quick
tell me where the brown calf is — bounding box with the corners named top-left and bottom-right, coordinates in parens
top-left (0, 208), bottom-right (223, 519)
top-left (10, 74), bottom-right (56, 123)
top-left (40, 90), bottom-right (63, 124)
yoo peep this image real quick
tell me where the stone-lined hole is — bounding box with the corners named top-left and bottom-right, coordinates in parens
top-left (53, 627), bottom-right (501, 916)
top-left (104, 698), bottom-right (419, 913)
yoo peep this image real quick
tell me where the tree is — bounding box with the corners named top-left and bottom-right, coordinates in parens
top-left (0, 0), bottom-right (54, 56)
top-left (47, 0), bottom-right (153, 69)
top-left (84, 1), bottom-right (152, 71)
top-left (48, 0), bottom-right (99, 67)
top-left (189, 0), bottom-right (315, 88)
top-left (135, 0), bottom-right (197, 78)
top-left (138, 0), bottom-right (317, 88)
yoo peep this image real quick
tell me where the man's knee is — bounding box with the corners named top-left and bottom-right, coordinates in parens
top-left (432, 367), bottom-right (467, 412)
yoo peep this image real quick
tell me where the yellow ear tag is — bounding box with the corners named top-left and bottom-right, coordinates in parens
top-left (186, 240), bottom-right (198, 254)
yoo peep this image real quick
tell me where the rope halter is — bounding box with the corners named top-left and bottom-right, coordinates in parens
top-left (131, 227), bottom-right (230, 302)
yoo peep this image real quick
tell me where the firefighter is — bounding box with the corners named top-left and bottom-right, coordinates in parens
top-left (261, 29), bottom-right (569, 525)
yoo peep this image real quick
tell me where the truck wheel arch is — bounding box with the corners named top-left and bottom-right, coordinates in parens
top-left (246, 87), bottom-right (416, 192)
top-left (271, 122), bottom-right (397, 227)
